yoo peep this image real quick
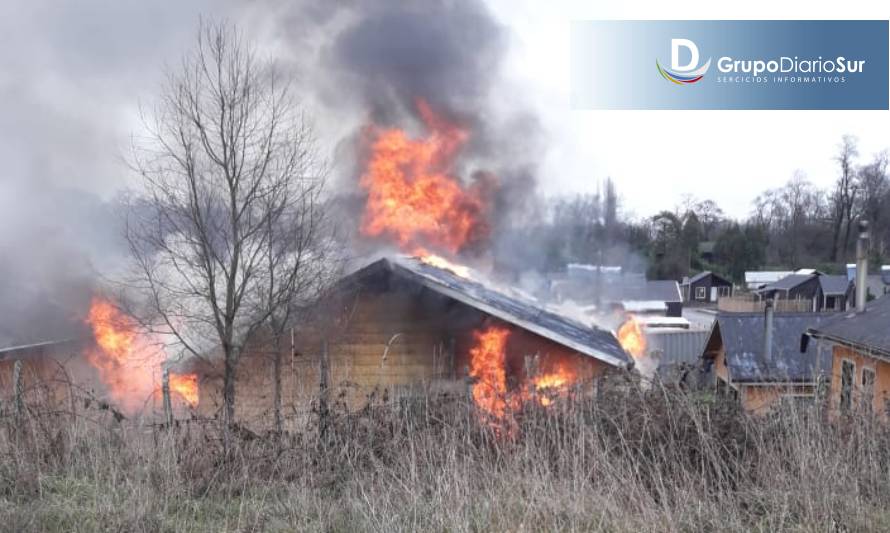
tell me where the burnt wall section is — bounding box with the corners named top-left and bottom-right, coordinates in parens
top-left (197, 275), bottom-right (613, 431)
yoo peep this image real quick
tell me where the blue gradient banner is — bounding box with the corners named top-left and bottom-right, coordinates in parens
top-left (571, 20), bottom-right (889, 110)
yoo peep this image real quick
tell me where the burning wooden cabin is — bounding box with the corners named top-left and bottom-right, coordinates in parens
top-left (0, 339), bottom-right (90, 415)
top-left (191, 256), bottom-right (634, 429)
top-left (0, 298), bottom-right (200, 421)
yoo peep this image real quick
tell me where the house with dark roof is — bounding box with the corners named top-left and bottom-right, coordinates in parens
top-left (192, 256), bottom-right (633, 427)
top-left (818, 275), bottom-right (853, 311)
top-left (700, 309), bottom-right (835, 413)
top-left (745, 271), bottom-right (794, 291)
top-left (758, 272), bottom-right (857, 312)
top-left (805, 296), bottom-right (890, 418)
top-left (681, 271), bottom-right (733, 304)
top-left (758, 274), bottom-right (822, 311)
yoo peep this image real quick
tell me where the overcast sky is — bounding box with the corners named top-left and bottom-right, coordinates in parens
top-left (0, 0), bottom-right (888, 224)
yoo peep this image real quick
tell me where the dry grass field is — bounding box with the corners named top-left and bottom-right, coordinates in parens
top-left (3, 378), bottom-right (890, 532)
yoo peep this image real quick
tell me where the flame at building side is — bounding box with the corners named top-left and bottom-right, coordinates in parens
top-left (532, 362), bottom-right (575, 406)
top-left (85, 297), bottom-right (198, 414)
top-left (467, 324), bottom-right (582, 415)
top-left (169, 373), bottom-right (199, 406)
top-left (617, 315), bottom-right (647, 360)
top-left (469, 325), bottom-right (511, 419)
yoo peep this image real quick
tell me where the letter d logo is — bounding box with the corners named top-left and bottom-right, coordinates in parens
top-left (671, 38), bottom-right (699, 72)
top-left (657, 38), bottom-right (711, 85)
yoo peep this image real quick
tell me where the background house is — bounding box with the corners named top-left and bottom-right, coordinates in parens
top-left (645, 327), bottom-right (710, 383)
top-left (744, 271), bottom-right (793, 291)
top-left (681, 271), bottom-right (733, 304)
top-left (806, 296), bottom-right (890, 418)
top-left (758, 273), bottom-right (824, 312)
top-left (818, 275), bottom-right (853, 311)
top-left (700, 310), bottom-right (835, 413)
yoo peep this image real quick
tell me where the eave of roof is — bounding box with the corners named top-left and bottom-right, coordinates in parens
top-left (762, 274), bottom-right (815, 292)
top-left (0, 338), bottom-right (83, 361)
top-left (805, 296), bottom-right (890, 357)
top-left (806, 330), bottom-right (890, 363)
top-left (339, 256), bottom-right (633, 369)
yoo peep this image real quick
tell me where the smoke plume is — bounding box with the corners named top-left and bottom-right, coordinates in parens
top-left (286, 0), bottom-right (545, 262)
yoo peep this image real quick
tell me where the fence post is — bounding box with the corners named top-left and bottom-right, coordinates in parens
top-left (162, 367), bottom-right (173, 427)
top-left (448, 337), bottom-right (456, 380)
top-left (12, 360), bottom-right (23, 424)
top-left (318, 339), bottom-right (329, 437)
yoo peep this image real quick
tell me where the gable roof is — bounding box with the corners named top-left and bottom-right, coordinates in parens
top-left (745, 271), bottom-right (793, 285)
top-left (686, 271), bottom-right (710, 284)
top-left (819, 275), bottom-right (852, 296)
top-left (340, 256), bottom-right (633, 369)
top-left (762, 274), bottom-right (816, 292)
top-left (685, 271), bottom-right (731, 286)
top-left (806, 296), bottom-right (890, 358)
top-left (704, 312), bottom-right (835, 383)
top-left (0, 339), bottom-right (82, 361)
top-left (601, 279), bottom-right (682, 304)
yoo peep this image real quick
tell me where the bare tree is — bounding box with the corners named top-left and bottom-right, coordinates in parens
top-left (858, 152), bottom-right (889, 258)
top-left (551, 193), bottom-right (602, 263)
top-left (830, 135), bottom-right (859, 261)
top-left (749, 173), bottom-right (826, 268)
top-left (261, 186), bottom-right (340, 435)
top-left (125, 21), bottom-right (337, 443)
top-left (780, 172), bottom-right (823, 268)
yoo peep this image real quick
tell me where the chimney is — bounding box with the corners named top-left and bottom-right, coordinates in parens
top-left (856, 220), bottom-right (870, 313)
top-left (763, 298), bottom-right (774, 362)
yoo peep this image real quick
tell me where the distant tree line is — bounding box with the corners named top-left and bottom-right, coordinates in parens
top-left (534, 135), bottom-right (890, 284)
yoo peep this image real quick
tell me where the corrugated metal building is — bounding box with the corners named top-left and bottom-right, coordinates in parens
top-left (645, 328), bottom-right (710, 381)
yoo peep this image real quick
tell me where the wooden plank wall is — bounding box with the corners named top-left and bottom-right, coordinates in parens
top-left (197, 286), bottom-right (615, 431)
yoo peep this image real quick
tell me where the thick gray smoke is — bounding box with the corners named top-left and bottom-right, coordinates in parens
top-left (0, 0), bottom-right (546, 346)
top-left (0, 182), bottom-right (123, 345)
top-left (327, 1), bottom-right (504, 126)
top-left (294, 0), bottom-right (545, 262)
top-left (0, 0), bottom-right (228, 346)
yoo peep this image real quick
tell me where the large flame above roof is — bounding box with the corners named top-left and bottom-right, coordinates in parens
top-left (359, 99), bottom-right (492, 255)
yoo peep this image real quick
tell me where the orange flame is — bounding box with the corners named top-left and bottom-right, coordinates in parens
top-left (419, 252), bottom-right (471, 278)
top-left (85, 297), bottom-right (198, 413)
top-left (617, 316), bottom-right (647, 359)
top-left (468, 324), bottom-right (582, 415)
top-left (359, 100), bottom-right (491, 255)
top-left (533, 363), bottom-right (575, 406)
top-left (169, 373), bottom-right (199, 407)
top-left (469, 325), bottom-right (511, 419)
